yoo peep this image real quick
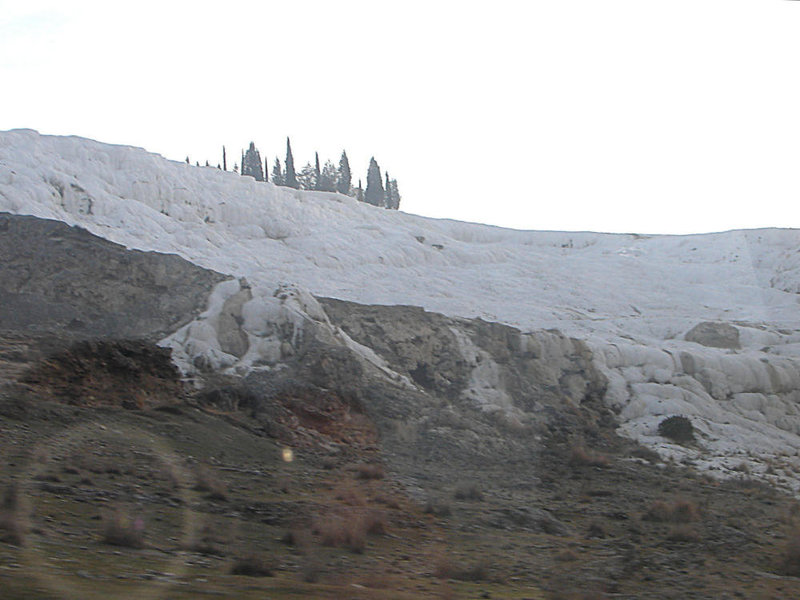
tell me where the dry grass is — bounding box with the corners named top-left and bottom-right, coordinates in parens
top-left (102, 507), bottom-right (145, 548)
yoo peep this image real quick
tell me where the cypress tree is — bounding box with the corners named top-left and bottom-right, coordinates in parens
top-left (356, 179), bottom-right (364, 202)
top-left (298, 162), bottom-right (319, 190)
top-left (285, 137), bottom-right (298, 188)
top-left (384, 172), bottom-right (391, 208)
top-left (364, 157), bottom-right (385, 207)
top-left (387, 178), bottom-right (401, 209)
top-left (265, 156), bottom-right (269, 182)
top-left (313, 152), bottom-right (322, 191)
top-left (272, 157), bottom-right (284, 186)
top-left (242, 142), bottom-right (264, 181)
top-left (319, 160), bottom-right (338, 192)
top-left (337, 150), bottom-right (352, 195)
top-left (222, 146), bottom-right (227, 171)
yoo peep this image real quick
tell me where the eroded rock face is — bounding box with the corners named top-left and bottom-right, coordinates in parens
top-left (0, 213), bottom-right (227, 341)
top-left (685, 321), bottom-right (740, 349)
top-left (319, 298), bottom-right (608, 419)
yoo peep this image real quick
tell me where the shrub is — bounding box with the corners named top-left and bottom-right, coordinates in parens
top-left (657, 416), bottom-right (695, 443)
top-left (231, 554), bottom-right (274, 577)
top-left (587, 521), bottom-right (607, 538)
top-left (644, 499), bottom-right (700, 523)
top-left (374, 493), bottom-right (402, 509)
top-left (454, 560), bottom-right (491, 582)
top-left (667, 525), bottom-right (700, 542)
top-left (569, 446), bottom-right (610, 468)
top-left (193, 465), bottom-right (228, 501)
top-left (781, 530), bottom-right (800, 576)
top-left (334, 482), bottom-right (366, 506)
top-left (556, 549), bottom-right (580, 562)
top-left (362, 509), bottom-right (388, 535)
top-left (0, 484), bottom-right (26, 546)
top-left (280, 528), bottom-right (312, 548)
top-left (0, 511), bottom-right (25, 546)
top-left (424, 500), bottom-right (452, 518)
top-left (185, 522), bottom-right (225, 556)
top-left (433, 553), bottom-right (454, 579)
top-left (1, 484), bottom-right (19, 512)
top-left (355, 463), bottom-right (385, 480)
top-left (315, 508), bottom-right (387, 553)
top-left (102, 508), bottom-right (145, 548)
top-left (453, 482), bottom-right (484, 501)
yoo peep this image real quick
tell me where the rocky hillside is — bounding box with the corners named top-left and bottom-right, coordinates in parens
top-left (2, 130), bottom-right (800, 598)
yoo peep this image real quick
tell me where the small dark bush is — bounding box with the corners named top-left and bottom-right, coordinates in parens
top-left (667, 525), bottom-right (700, 542)
top-left (587, 521), bottom-right (607, 538)
top-left (185, 522), bottom-right (225, 556)
top-left (424, 500), bottom-right (452, 518)
top-left (280, 528), bottom-right (312, 547)
top-left (355, 463), bottom-right (385, 480)
top-left (658, 416), bottom-right (695, 443)
top-left (644, 499), bottom-right (700, 523)
top-left (193, 465), bottom-right (228, 501)
top-left (317, 515), bottom-right (366, 553)
top-left (781, 531), bottom-right (800, 576)
top-left (453, 482), bottom-right (484, 501)
top-left (569, 446), bottom-right (610, 468)
top-left (0, 511), bottom-right (25, 546)
top-left (454, 560), bottom-right (491, 582)
top-left (0, 485), bottom-right (25, 546)
top-left (102, 509), bottom-right (145, 548)
top-left (231, 554), bottom-right (274, 577)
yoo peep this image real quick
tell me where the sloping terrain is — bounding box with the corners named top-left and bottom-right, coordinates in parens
top-left (2, 129), bottom-right (800, 480)
top-left (2, 130), bottom-right (800, 598)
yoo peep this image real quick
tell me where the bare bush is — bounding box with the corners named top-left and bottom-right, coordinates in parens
top-left (231, 554), bottom-right (274, 577)
top-left (453, 482), bottom-right (484, 501)
top-left (569, 446), bottom-right (610, 468)
top-left (193, 464), bottom-right (228, 501)
top-left (355, 463), bottom-right (385, 480)
top-left (102, 508), bottom-right (145, 548)
top-left (781, 530), bottom-right (800, 576)
top-left (644, 499), bottom-right (700, 523)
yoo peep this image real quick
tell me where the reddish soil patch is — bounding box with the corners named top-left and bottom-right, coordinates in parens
top-left (20, 339), bottom-right (182, 408)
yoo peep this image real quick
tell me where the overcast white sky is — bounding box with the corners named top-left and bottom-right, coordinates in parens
top-left (1, 1), bottom-right (799, 234)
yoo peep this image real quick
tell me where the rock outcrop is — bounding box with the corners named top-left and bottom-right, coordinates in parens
top-left (685, 321), bottom-right (741, 349)
top-left (0, 213), bottom-right (227, 341)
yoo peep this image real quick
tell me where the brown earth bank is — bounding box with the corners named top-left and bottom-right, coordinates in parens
top-left (2, 333), bottom-right (800, 599)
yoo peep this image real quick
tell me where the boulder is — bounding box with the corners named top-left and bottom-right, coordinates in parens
top-left (685, 321), bottom-right (740, 349)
